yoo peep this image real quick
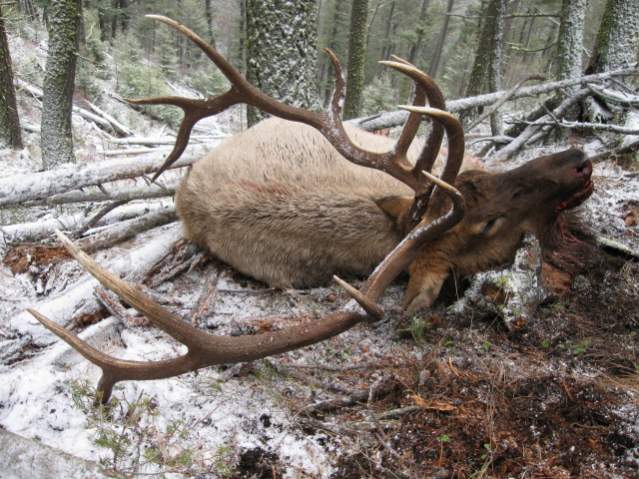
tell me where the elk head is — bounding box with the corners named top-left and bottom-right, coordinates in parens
top-left (27, 16), bottom-right (591, 403)
top-left (383, 144), bottom-right (594, 312)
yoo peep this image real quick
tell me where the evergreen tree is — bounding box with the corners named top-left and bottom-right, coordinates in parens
top-left (245, 0), bottom-right (319, 126)
top-left (590, 0), bottom-right (639, 72)
top-left (41, 0), bottom-right (81, 168)
top-left (344, 0), bottom-right (368, 119)
top-left (0, 4), bottom-right (22, 149)
top-left (557, 0), bottom-right (586, 95)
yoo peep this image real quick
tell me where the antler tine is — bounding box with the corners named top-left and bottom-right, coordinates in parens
top-left (29, 231), bottom-right (370, 402)
top-left (28, 308), bottom-right (199, 404)
top-left (339, 109), bottom-right (466, 304)
top-left (127, 92), bottom-right (241, 181)
top-left (400, 105), bottom-right (464, 187)
top-left (379, 58), bottom-right (427, 167)
top-left (380, 61), bottom-right (446, 179)
top-left (323, 48), bottom-right (346, 122)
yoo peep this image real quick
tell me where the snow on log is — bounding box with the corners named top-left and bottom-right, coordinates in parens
top-left (0, 202), bottom-right (173, 244)
top-left (0, 144), bottom-right (211, 207)
top-left (352, 68), bottom-right (639, 131)
top-left (25, 181), bottom-right (178, 206)
top-left (7, 223), bottom-right (181, 348)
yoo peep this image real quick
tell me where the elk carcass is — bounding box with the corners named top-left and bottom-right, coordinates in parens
top-left (176, 118), bottom-right (593, 313)
top-left (28, 16), bottom-right (593, 402)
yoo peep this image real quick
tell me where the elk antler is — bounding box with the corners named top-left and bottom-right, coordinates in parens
top-left (29, 17), bottom-right (468, 403)
top-left (31, 159), bottom-right (463, 403)
top-left (29, 108), bottom-right (465, 404)
top-left (133, 15), bottom-right (460, 203)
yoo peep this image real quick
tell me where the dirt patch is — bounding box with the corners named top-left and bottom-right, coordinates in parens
top-left (233, 447), bottom-right (283, 479)
top-left (3, 244), bottom-right (70, 275)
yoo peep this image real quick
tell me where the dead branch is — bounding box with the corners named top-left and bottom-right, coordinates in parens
top-left (15, 78), bottom-right (134, 137)
top-left (492, 87), bottom-right (591, 161)
top-left (354, 68), bottom-right (639, 131)
top-left (0, 203), bottom-right (171, 244)
top-left (25, 182), bottom-right (177, 207)
top-left (589, 137), bottom-right (639, 163)
top-left (76, 200), bottom-right (129, 237)
top-left (588, 84), bottom-right (639, 106)
top-left (7, 225), bottom-right (180, 348)
top-left (78, 209), bottom-right (177, 253)
top-left (144, 241), bottom-right (203, 288)
top-left (0, 145), bottom-right (208, 207)
top-left (190, 269), bottom-right (220, 326)
top-left (95, 287), bottom-right (146, 327)
top-left (532, 119), bottom-right (639, 135)
top-left (467, 75), bottom-right (545, 131)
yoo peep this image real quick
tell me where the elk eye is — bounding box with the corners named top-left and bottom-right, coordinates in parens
top-left (479, 217), bottom-right (505, 236)
top-left (512, 189), bottom-right (523, 199)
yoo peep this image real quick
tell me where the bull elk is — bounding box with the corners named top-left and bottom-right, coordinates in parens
top-left (28, 16), bottom-right (594, 403)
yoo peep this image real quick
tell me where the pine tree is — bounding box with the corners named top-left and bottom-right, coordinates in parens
top-left (557, 0), bottom-right (586, 95)
top-left (0, 4), bottom-right (22, 149)
top-left (590, 0), bottom-right (639, 72)
top-left (41, 0), bottom-right (81, 168)
top-left (344, 0), bottom-right (368, 119)
top-left (245, 0), bottom-right (319, 126)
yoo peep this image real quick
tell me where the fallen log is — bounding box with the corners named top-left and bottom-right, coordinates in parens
top-left (353, 68), bottom-right (639, 131)
top-left (6, 224), bottom-right (180, 348)
top-left (492, 88), bottom-right (591, 161)
top-left (25, 182), bottom-right (178, 207)
top-left (0, 202), bottom-right (172, 244)
top-left (0, 144), bottom-right (211, 207)
top-left (16, 79), bottom-right (134, 137)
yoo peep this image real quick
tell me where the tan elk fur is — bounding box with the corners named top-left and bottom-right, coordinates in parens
top-left (176, 118), bottom-right (591, 313)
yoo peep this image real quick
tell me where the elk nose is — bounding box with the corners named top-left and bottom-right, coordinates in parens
top-left (575, 159), bottom-right (592, 179)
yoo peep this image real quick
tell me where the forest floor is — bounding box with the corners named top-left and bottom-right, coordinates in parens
top-left (0, 27), bottom-right (638, 479)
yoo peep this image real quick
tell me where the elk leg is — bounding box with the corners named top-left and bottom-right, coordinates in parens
top-left (403, 256), bottom-right (450, 314)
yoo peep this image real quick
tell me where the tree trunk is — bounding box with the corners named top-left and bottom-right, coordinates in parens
top-left (557, 0), bottom-right (587, 96)
top-left (41, 0), bottom-right (81, 168)
top-left (590, 0), bottom-right (639, 72)
top-left (0, 4), bottom-right (22, 149)
top-left (203, 0), bottom-right (216, 47)
top-left (245, 0), bottom-right (319, 126)
top-left (97, 5), bottom-right (107, 41)
top-left (344, 0), bottom-right (369, 119)
top-left (398, 0), bottom-right (430, 102)
top-left (380, 0), bottom-right (395, 61)
top-left (488, 0), bottom-right (505, 135)
top-left (428, 0), bottom-right (454, 78)
top-left (463, 0), bottom-right (500, 122)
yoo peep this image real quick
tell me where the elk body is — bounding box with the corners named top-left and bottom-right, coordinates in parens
top-left (28, 16), bottom-right (594, 403)
top-left (176, 118), bottom-right (593, 313)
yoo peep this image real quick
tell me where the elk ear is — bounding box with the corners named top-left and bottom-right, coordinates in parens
top-left (375, 196), bottom-right (413, 221)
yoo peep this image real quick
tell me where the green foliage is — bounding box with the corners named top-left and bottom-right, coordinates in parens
top-left (406, 316), bottom-right (429, 345)
top-left (361, 75), bottom-right (396, 116)
top-left (67, 379), bottom-right (204, 476)
top-left (113, 35), bottom-right (181, 126)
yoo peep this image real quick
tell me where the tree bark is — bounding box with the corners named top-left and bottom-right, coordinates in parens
top-left (590, 0), bottom-right (639, 72)
top-left (203, 0), bottom-right (216, 47)
top-left (344, 0), bottom-right (369, 119)
top-left (41, 0), bottom-right (81, 169)
top-left (0, 4), bottom-right (22, 149)
top-left (488, 0), bottom-right (505, 135)
top-left (428, 0), bottom-right (454, 79)
top-left (465, 0), bottom-right (497, 98)
top-left (398, 0), bottom-right (430, 102)
top-left (245, 0), bottom-right (319, 126)
top-left (380, 0), bottom-right (395, 61)
top-left (557, 0), bottom-right (586, 96)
